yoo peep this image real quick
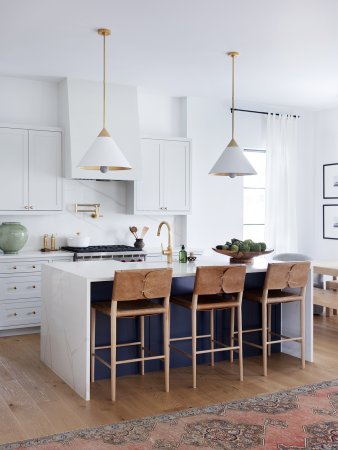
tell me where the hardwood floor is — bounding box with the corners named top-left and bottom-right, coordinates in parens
top-left (0, 315), bottom-right (338, 445)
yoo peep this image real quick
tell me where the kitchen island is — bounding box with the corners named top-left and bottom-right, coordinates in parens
top-left (40, 257), bottom-right (313, 400)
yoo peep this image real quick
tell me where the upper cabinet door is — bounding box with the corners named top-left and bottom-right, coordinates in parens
top-left (162, 140), bottom-right (190, 212)
top-left (136, 139), bottom-right (161, 211)
top-left (127, 137), bottom-right (191, 215)
top-left (0, 128), bottom-right (28, 211)
top-left (28, 130), bottom-right (62, 211)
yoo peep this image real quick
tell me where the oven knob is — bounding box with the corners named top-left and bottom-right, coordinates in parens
top-left (121, 259), bottom-right (126, 263)
top-left (138, 258), bottom-right (143, 262)
top-left (130, 259), bottom-right (135, 262)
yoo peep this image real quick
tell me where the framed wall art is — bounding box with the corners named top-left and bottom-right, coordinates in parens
top-left (323, 204), bottom-right (338, 239)
top-left (323, 163), bottom-right (338, 199)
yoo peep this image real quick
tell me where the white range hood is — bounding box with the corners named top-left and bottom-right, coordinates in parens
top-left (59, 78), bottom-right (141, 180)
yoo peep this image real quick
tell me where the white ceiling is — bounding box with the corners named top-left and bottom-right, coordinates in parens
top-left (2, 0), bottom-right (338, 109)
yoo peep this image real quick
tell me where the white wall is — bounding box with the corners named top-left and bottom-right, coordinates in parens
top-left (0, 76), bottom-right (58, 126)
top-left (311, 106), bottom-right (338, 259)
top-left (138, 90), bottom-right (186, 137)
top-left (296, 112), bottom-right (316, 257)
top-left (185, 98), bottom-right (267, 254)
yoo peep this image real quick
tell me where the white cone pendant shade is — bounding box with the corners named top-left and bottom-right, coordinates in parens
top-left (78, 28), bottom-right (131, 173)
top-left (79, 128), bottom-right (131, 172)
top-left (209, 138), bottom-right (256, 178)
top-left (209, 52), bottom-right (256, 178)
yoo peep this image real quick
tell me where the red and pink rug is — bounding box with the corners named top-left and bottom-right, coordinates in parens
top-left (2, 379), bottom-right (338, 449)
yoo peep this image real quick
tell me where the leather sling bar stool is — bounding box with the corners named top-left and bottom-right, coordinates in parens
top-left (170, 265), bottom-right (246, 388)
top-left (236, 261), bottom-right (310, 376)
top-left (90, 268), bottom-right (173, 402)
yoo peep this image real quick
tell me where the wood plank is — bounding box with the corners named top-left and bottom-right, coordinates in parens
top-left (314, 287), bottom-right (338, 308)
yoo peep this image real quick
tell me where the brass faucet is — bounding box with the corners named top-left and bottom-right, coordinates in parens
top-left (157, 221), bottom-right (173, 264)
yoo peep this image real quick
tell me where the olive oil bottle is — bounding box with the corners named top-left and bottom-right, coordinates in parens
top-left (179, 245), bottom-right (187, 263)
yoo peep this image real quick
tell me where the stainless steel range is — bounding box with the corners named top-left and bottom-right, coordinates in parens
top-left (62, 245), bottom-right (147, 262)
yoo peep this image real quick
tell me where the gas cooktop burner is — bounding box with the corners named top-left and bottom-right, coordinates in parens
top-left (62, 245), bottom-right (140, 253)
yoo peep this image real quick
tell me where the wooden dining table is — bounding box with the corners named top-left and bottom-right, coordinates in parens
top-left (313, 260), bottom-right (338, 316)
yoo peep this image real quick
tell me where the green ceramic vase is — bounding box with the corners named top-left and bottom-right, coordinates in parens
top-left (0, 222), bottom-right (28, 254)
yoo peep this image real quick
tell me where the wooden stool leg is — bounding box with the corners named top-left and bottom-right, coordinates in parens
top-left (192, 307), bottom-right (197, 389)
top-left (300, 298), bottom-right (305, 369)
top-left (210, 309), bottom-right (214, 367)
top-left (326, 307), bottom-right (333, 317)
top-left (164, 307), bottom-right (170, 393)
top-left (90, 307), bottom-right (96, 383)
top-left (111, 309), bottom-right (117, 402)
top-left (140, 316), bottom-right (145, 376)
top-left (267, 304), bottom-right (272, 357)
top-left (230, 307), bottom-right (235, 364)
top-left (237, 305), bottom-right (243, 381)
top-left (262, 302), bottom-right (268, 376)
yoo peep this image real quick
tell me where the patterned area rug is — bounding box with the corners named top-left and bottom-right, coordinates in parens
top-left (2, 379), bottom-right (338, 450)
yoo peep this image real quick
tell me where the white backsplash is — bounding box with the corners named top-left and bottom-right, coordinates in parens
top-left (0, 179), bottom-right (185, 252)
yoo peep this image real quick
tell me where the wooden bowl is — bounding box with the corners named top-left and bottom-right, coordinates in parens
top-left (212, 247), bottom-right (274, 264)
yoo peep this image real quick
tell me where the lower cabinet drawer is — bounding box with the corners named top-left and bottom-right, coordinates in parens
top-left (0, 276), bottom-right (41, 300)
top-left (0, 260), bottom-right (45, 274)
top-left (0, 300), bottom-right (41, 328)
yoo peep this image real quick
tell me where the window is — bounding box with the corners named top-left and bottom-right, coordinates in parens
top-left (243, 149), bottom-right (266, 243)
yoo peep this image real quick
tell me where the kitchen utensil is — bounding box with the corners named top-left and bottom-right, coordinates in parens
top-left (129, 226), bottom-right (138, 238)
top-left (141, 226), bottom-right (149, 238)
top-left (212, 247), bottom-right (273, 264)
top-left (134, 238), bottom-right (145, 250)
top-left (67, 234), bottom-right (91, 247)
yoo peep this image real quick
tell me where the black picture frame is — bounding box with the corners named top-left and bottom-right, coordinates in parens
top-left (323, 204), bottom-right (338, 240)
top-left (323, 163), bottom-right (338, 199)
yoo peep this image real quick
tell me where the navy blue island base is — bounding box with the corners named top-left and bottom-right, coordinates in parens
top-left (91, 272), bottom-right (281, 380)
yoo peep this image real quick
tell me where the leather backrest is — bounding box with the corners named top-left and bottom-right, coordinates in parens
top-left (193, 265), bottom-right (246, 295)
top-left (112, 268), bottom-right (173, 301)
top-left (264, 262), bottom-right (310, 290)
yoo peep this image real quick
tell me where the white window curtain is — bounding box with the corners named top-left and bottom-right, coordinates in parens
top-left (265, 113), bottom-right (299, 253)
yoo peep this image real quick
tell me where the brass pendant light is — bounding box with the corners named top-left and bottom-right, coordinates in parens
top-left (209, 52), bottom-right (256, 178)
top-left (78, 28), bottom-right (131, 173)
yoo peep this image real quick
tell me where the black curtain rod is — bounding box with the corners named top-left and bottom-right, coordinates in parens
top-left (230, 108), bottom-right (300, 119)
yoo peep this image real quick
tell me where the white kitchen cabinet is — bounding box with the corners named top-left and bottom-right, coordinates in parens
top-left (127, 137), bottom-right (191, 215)
top-left (0, 126), bottom-right (62, 213)
top-left (0, 254), bottom-right (73, 335)
top-left (0, 127), bottom-right (28, 211)
top-left (28, 130), bottom-right (62, 210)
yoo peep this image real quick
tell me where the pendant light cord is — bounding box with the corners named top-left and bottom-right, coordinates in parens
top-left (103, 32), bottom-right (106, 129)
top-left (231, 54), bottom-right (235, 140)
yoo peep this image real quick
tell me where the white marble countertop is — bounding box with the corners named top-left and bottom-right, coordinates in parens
top-left (46, 255), bottom-right (270, 282)
top-left (0, 250), bottom-right (74, 260)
